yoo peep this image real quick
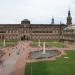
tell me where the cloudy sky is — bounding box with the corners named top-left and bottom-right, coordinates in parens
top-left (0, 0), bottom-right (75, 24)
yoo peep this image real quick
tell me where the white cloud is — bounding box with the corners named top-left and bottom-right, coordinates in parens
top-left (0, 0), bottom-right (74, 24)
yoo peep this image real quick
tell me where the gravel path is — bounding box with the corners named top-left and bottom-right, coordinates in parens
top-left (11, 41), bottom-right (30, 75)
top-left (0, 44), bottom-right (21, 75)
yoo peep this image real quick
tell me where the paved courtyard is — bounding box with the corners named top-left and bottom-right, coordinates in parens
top-left (0, 41), bottom-right (75, 75)
top-left (0, 41), bottom-right (30, 75)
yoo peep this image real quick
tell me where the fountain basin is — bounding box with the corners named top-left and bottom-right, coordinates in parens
top-left (29, 50), bottom-right (61, 59)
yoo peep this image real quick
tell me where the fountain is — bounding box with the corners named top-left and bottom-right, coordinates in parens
top-left (42, 42), bottom-right (46, 54)
top-left (29, 41), bottom-right (61, 59)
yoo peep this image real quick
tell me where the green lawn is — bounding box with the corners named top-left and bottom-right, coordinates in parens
top-left (0, 39), bottom-right (17, 46)
top-left (32, 41), bottom-right (64, 48)
top-left (32, 39), bottom-right (59, 42)
top-left (25, 50), bottom-right (75, 75)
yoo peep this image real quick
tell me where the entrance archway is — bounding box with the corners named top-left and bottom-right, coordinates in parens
top-left (21, 35), bottom-right (29, 40)
top-left (21, 35), bottom-right (25, 40)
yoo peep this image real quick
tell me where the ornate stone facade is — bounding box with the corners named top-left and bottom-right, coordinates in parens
top-left (0, 10), bottom-right (72, 41)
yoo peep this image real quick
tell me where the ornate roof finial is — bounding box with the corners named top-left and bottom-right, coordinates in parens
top-left (51, 16), bottom-right (54, 24)
top-left (68, 8), bottom-right (71, 16)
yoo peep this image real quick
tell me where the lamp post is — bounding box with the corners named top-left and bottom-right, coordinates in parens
top-left (31, 60), bottom-right (32, 75)
top-left (29, 49), bottom-right (32, 75)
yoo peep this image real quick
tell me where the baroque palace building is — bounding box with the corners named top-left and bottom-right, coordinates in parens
top-left (0, 10), bottom-right (73, 41)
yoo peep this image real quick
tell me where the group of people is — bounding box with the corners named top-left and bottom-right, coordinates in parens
top-left (0, 41), bottom-right (26, 73)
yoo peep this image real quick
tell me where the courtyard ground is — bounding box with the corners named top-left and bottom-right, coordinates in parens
top-left (0, 40), bottom-right (17, 47)
top-left (0, 41), bottom-right (75, 75)
top-left (25, 50), bottom-right (75, 75)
